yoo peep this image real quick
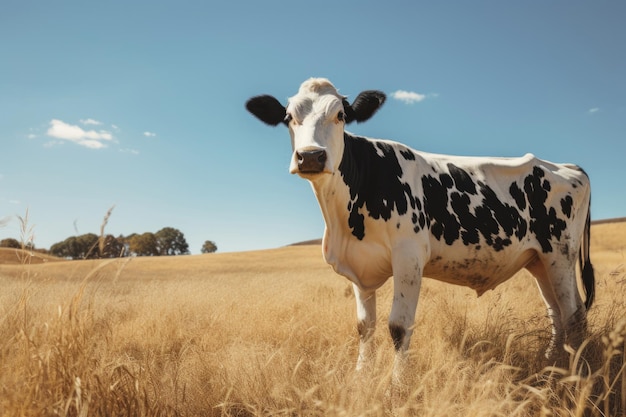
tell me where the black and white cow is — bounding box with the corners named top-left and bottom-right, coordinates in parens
top-left (246, 78), bottom-right (594, 374)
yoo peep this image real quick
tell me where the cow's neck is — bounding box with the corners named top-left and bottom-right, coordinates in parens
top-left (307, 170), bottom-right (352, 241)
top-left (303, 133), bottom-right (356, 245)
top-left (306, 132), bottom-right (373, 242)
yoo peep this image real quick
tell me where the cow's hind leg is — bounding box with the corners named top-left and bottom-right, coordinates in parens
top-left (527, 255), bottom-right (587, 360)
top-left (353, 284), bottom-right (377, 372)
top-left (526, 258), bottom-right (564, 359)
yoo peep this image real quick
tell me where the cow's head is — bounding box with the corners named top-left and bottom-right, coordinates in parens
top-left (246, 78), bottom-right (385, 178)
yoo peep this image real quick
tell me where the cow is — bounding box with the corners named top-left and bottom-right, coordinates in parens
top-left (245, 78), bottom-right (595, 376)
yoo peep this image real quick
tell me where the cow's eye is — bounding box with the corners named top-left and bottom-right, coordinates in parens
top-left (337, 111), bottom-right (345, 122)
top-left (284, 113), bottom-right (293, 124)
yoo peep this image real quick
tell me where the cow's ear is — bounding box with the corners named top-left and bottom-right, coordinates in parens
top-left (343, 90), bottom-right (386, 124)
top-left (246, 95), bottom-right (287, 126)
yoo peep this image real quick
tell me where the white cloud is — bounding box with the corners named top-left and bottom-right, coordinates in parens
top-left (27, 133), bottom-right (37, 139)
top-left (80, 118), bottom-right (102, 126)
top-left (120, 148), bottom-right (139, 155)
top-left (588, 107), bottom-right (600, 114)
top-left (78, 139), bottom-right (107, 149)
top-left (46, 119), bottom-right (113, 149)
top-left (391, 90), bottom-right (437, 104)
top-left (143, 131), bottom-right (157, 137)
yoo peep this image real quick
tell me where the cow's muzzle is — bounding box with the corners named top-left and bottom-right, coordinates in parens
top-left (296, 149), bottom-right (327, 173)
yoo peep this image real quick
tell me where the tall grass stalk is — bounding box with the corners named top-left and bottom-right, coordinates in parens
top-left (17, 208), bottom-right (35, 264)
top-left (84, 205), bottom-right (115, 259)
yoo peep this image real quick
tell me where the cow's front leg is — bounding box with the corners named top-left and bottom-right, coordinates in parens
top-left (353, 283), bottom-right (377, 371)
top-left (388, 249), bottom-right (423, 385)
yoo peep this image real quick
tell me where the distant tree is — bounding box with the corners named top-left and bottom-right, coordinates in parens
top-left (122, 233), bottom-right (136, 256)
top-left (201, 240), bottom-right (218, 254)
top-left (129, 232), bottom-right (159, 256)
top-left (50, 237), bottom-right (73, 259)
top-left (155, 227), bottom-right (190, 256)
top-left (100, 234), bottom-right (126, 258)
top-left (78, 233), bottom-right (100, 259)
top-left (0, 238), bottom-right (21, 249)
top-left (50, 233), bottom-right (99, 259)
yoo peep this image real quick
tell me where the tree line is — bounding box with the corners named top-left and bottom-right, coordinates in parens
top-left (0, 227), bottom-right (218, 259)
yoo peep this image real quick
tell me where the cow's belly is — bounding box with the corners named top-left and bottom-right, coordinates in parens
top-left (424, 245), bottom-right (538, 296)
top-left (323, 223), bottom-right (538, 295)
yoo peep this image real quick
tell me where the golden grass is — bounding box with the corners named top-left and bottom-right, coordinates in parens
top-left (0, 222), bottom-right (625, 416)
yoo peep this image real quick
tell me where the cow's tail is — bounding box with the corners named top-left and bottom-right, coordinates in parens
top-left (580, 195), bottom-right (595, 310)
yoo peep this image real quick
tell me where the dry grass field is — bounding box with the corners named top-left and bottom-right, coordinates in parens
top-left (0, 221), bottom-right (625, 416)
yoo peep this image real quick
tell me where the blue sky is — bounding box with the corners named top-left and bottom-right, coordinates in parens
top-left (1, 1), bottom-right (624, 254)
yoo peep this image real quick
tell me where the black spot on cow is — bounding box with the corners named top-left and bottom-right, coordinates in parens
top-left (450, 192), bottom-right (480, 245)
top-left (473, 204), bottom-right (500, 247)
top-left (400, 149), bottom-right (416, 160)
top-left (422, 175), bottom-right (460, 244)
top-left (561, 195), bottom-right (573, 218)
top-left (493, 236), bottom-right (512, 251)
top-left (439, 173), bottom-right (454, 189)
top-left (447, 163), bottom-right (477, 195)
top-left (523, 166), bottom-right (567, 252)
top-left (423, 167), bottom-right (528, 251)
top-left (478, 182), bottom-right (527, 241)
top-left (339, 133), bottom-right (418, 240)
top-left (509, 182), bottom-right (526, 210)
top-left (348, 209), bottom-right (366, 240)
